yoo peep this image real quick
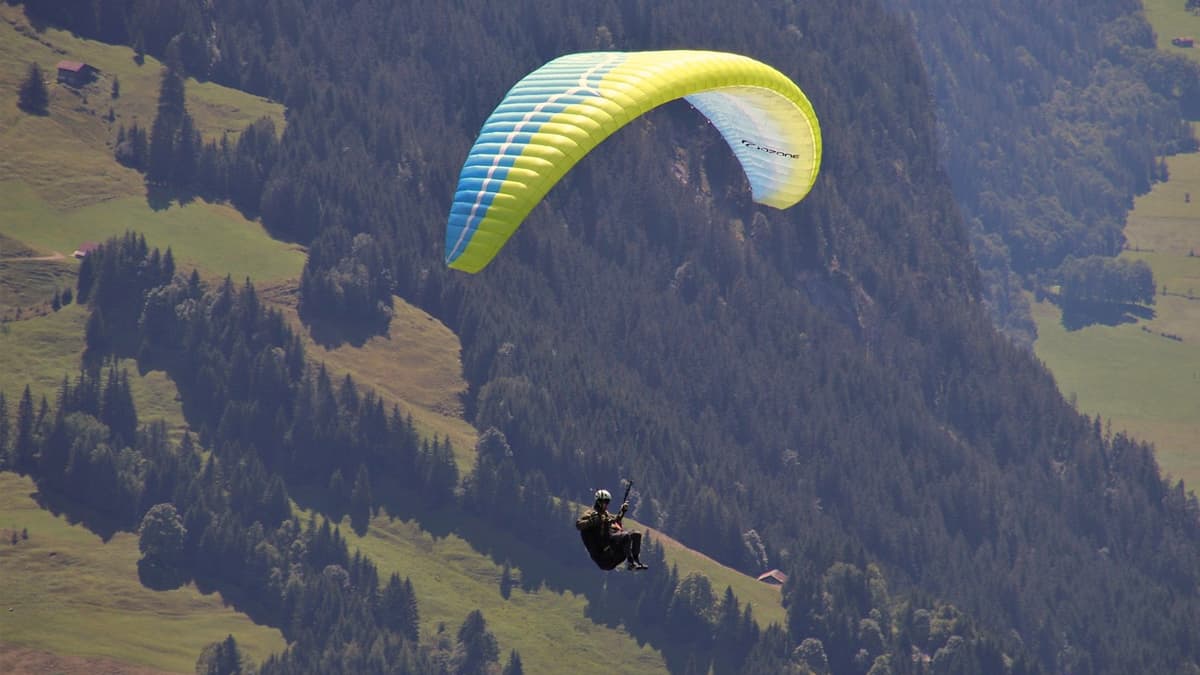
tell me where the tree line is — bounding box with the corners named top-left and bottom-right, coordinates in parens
top-left (1055, 255), bottom-right (1156, 306)
top-left (6, 234), bottom-right (841, 674)
top-left (0, 234), bottom-right (1056, 673)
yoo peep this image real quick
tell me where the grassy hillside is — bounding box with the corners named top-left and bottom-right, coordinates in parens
top-left (0, 180), bottom-right (305, 284)
top-left (0, 3), bottom-right (301, 283)
top-left (331, 509), bottom-right (784, 675)
top-left (0, 473), bottom-right (286, 673)
top-left (0, 4), bottom-right (283, 211)
top-left (0, 6), bottom-right (786, 673)
top-left (0, 255), bottom-right (74, 320)
top-left (344, 510), bottom-right (667, 675)
top-left (264, 286), bottom-right (481, 472)
top-left (1031, 0), bottom-right (1200, 489)
top-left (647, 526), bottom-right (784, 625)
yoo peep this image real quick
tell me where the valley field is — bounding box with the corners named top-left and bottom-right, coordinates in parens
top-left (1029, 0), bottom-right (1200, 489)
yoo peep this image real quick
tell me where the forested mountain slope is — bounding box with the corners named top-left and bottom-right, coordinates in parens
top-left (22, 0), bottom-right (1200, 672)
top-left (888, 0), bottom-right (1200, 343)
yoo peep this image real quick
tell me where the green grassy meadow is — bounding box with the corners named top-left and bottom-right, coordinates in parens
top-left (343, 510), bottom-right (668, 675)
top-left (336, 508), bottom-right (783, 675)
top-left (0, 473), bottom-right (286, 673)
top-left (0, 256), bottom-right (75, 317)
top-left (0, 180), bottom-right (306, 284)
top-left (0, 3), bottom-right (301, 286)
top-left (0, 232), bottom-right (39, 258)
top-left (0, 4), bottom-right (284, 212)
top-left (645, 525), bottom-right (785, 627)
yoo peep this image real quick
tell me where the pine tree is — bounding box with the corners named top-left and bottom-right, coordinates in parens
top-left (13, 385), bottom-right (35, 474)
top-left (502, 650), bottom-right (524, 675)
top-left (38, 406), bottom-right (69, 487)
top-left (713, 586), bottom-right (755, 675)
top-left (499, 563), bottom-right (513, 600)
top-left (379, 573), bottom-right (420, 642)
top-left (162, 248), bottom-right (176, 282)
top-left (17, 62), bottom-right (49, 115)
top-left (76, 250), bottom-right (96, 302)
top-left (173, 112), bottom-right (199, 187)
top-left (0, 392), bottom-right (9, 467)
top-left (98, 367), bottom-right (137, 446)
top-left (147, 65), bottom-right (187, 186)
top-left (452, 610), bottom-right (500, 675)
top-left (131, 123), bottom-right (149, 170)
top-left (422, 436), bottom-right (459, 506)
top-left (196, 634), bottom-right (245, 675)
top-left (350, 462), bottom-right (373, 534)
top-left (147, 112), bottom-right (175, 185)
top-left (157, 64), bottom-right (186, 122)
top-left (84, 305), bottom-right (109, 355)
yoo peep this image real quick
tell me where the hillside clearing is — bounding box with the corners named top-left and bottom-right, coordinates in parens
top-left (0, 181), bottom-right (305, 286)
top-left (261, 284), bottom-right (480, 471)
top-left (339, 508), bottom-right (668, 675)
top-left (0, 642), bottom-right (175, 675)
top-left (0, 473), bottom-right (286, 673)
top-left (0, 4), bottom-right (283, 212)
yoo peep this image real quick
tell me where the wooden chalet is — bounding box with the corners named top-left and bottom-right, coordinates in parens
top-left (73, 242), bottom-right (100, 258)
top-left (756, 569), bottom-right (788, 586)
top-left (56, 60), bottom-right (98, 87)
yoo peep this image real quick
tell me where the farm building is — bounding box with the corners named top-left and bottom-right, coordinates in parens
top-left (756, 569), bottom-right (788, 586)
top-left (56, 60), bottom-right (98, 87)
top-left (1172, 37), bottom-right (1195, 48)
top-left (73, 242), bottom-right (99, 258)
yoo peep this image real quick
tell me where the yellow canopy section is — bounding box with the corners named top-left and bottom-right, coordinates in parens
top-left (445, 50), bottom-right (822, 273)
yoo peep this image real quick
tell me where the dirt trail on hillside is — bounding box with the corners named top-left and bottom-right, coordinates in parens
top-left (0, 251), bottom-right (67, 262)
top-left (0, 642), bottom-right (176, 675)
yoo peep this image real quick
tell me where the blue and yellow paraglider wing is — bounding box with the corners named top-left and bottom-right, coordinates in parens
top-left (445, 50), bottom-right (822, 273)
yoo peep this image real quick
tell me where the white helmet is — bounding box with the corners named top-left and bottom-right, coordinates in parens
top-left (594, 489), bottom-right (612, 503)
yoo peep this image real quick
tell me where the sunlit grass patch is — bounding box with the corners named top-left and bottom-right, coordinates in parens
top-left (0, 183), bottom-right (305, 284)
top-left (0, 257), bottom-right (75, 316)
top-left (0, 4), bottom-right (283, 211)
top-left (0, 473), bottom-right (286, 673)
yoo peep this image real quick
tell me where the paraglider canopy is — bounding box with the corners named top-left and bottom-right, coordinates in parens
top-left (445, 50), bottom-right (822, 273)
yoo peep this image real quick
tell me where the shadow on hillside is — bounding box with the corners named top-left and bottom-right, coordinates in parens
top-left (299, 307), bottom-right (390, 349)
top-left (326, 475), bottom-right (628, 599)
top-left (31, 487), bottom-right (124, 542)
top-left (145, 185), bottom-right (198, 212)
top-left (1055, 297), bottom-right (1155, 331)
top-left (381, 502), bottom-right (586, 596)
top-left (360, 479), bottom-right (681, 632)
top-left (137, 558), bottom-right (188, 591)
